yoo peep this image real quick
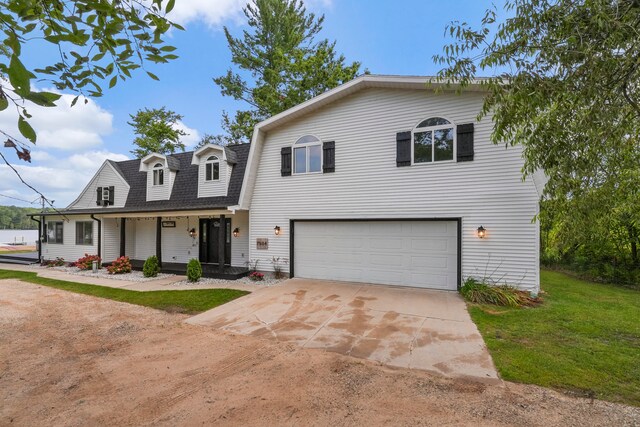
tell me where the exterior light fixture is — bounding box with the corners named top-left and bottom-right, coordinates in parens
top-left (233, 227), bottom-right (240, 238)
top-left (274, 225), bottom-right (281, 236)
top-left (477, 225), bottom-right (486, 239)
top-left (189, 228), bottom-right (197, 238)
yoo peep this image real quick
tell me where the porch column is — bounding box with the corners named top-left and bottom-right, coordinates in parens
top-left (218, 214), bottom-right (225, 273)
top-left (156, 217), bottom-right (162, 267)
top-left (119, 217), bottom-right (126, 257)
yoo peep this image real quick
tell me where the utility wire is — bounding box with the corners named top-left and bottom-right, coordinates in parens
top-left (0, 193), bottom-right (36, 204)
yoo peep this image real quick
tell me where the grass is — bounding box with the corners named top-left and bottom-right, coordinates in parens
top-left (0, 269), bottom-right (249, 314)
top-left (0, 249), bottom-right (35, 254)
top-left (468, 269), bottom-right (640, 406)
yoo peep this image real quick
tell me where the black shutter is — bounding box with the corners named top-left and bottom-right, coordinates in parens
top-left (396, 131), bottom-right (412, 167)
top-left (108, 186), bottom-right (115, 205)
top-left (43, 222), bottom-right (48, 243)
top-left (96, 187), bottom-right (102, 206)
top-left (457, 123), bottom-right (474, 162)
top-left (322, 141), bottom-right (335, 173)
top-left (281, 147), bottom-right (292, 176)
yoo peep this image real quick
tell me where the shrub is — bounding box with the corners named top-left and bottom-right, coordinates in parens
top-left (143, 255), bottom-right (160, 278)
top-left (248, 271), bottom-right (264, 282)
top-left (187, 258), bottom-right (202, 282)
top-left (74, 254), bottom-right (101, 270)
top-left (271, 257), bottom-right (288, 279)
top-left (460, 277), bottom-right (541, 307)
top-left (42, 257), bottom-right (65, 267)
top-left (107, 256), bottom-right (132, 275)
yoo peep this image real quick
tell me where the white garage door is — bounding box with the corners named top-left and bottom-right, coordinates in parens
top-left (293, 220), bottom-right (458, 290)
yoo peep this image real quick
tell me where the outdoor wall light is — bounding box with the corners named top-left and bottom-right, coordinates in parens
top-left (274, 225), bottom-right (281, 236)
top-left (477, 225), bottom-right (486, 239)
top-left (189, 228), bottom-right (197, 238)
top-left (233, 227), bottom-right (240, 238)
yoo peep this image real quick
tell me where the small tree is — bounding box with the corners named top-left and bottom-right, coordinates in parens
top-left (143, 255), bottom-right (160, 278)
top-left (187, 259), bottom-right (202, 282)
top-left (129, 107), bottom-right (187, 158)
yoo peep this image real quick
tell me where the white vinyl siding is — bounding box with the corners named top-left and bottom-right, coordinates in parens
top-left (198, 159), bottom-right (229, 198)
top-left (42, 216), bottom-right (98, 262)
top-left (248, 87), bottom-right (540, 292)
top-left (102, 218), bottom-right (121, 263)
top-left (161, 217), bottom-right (199, 263)
top-left (68, 162), bottom-right (129, 209)
top-left (146, 169), bottom-right (176, 201)
top-left (230, 210), bottom-right (249, 267)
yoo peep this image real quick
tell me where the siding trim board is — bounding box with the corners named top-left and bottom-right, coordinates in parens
top-left (289, 218), bottom-right (462, 290)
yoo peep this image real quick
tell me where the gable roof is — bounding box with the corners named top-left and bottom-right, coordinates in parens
top-left (63, 143), bottom-right (250, 215)
top-left (237, 74), bottom-right (489, 209)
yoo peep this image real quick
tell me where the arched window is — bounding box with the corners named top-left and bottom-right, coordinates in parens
top-left (412, 117), bottom-right (455, 163)
top-left (152, 162), bottom-right (164, 185)
top-left (293, 135), bottom-right (322, 174)
top-left (205, 155), bottom-right (220, 181)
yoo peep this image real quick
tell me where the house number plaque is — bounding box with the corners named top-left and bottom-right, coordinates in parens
top-left (256, 238), bottom-right (269, 250)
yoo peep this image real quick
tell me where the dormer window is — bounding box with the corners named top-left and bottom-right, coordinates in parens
top-left (412, 117), bottom-right (455, 164)
top-left (205, 155), bottom-right (220, 181)
top-left (293, 135), bottom-right (322, 174)
top-left (153, 163), bottom-right (164, 186)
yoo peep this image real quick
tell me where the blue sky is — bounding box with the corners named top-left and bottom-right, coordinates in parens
top-left (0, 0), bottom-right (492, 208)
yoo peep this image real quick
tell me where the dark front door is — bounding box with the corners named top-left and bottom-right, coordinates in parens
top-left (199, 218), bottom-right (231, 265)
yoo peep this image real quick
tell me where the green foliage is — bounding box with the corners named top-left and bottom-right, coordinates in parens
top-left (187, 258), bottom-right (202, 282)
top-left (0, 269), bottom-right (249, 315)
top-left (107, 256), bottom-right (132, 275)
top-left (435, 0), bottom-right (640, 286)
top-left (470, 270), bottom-right (640, 406)
top-left (461, 277), bottom-right (539, 307)
top-left (129, 107), bottom-right (187, 157)
top-left (0, 205), bottom-right (39, 229)
top-left (214, 0), bottom-right (361, 143)
top-left (42, 257), bottom-right (65, 267)
top-left (143, 255), bottom-right (160, 278)
top-left (0, 0), bottom-right (181, 149)
top-left (74, 253), bottom-right (101, 270)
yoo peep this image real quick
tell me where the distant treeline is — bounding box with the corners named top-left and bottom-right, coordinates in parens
top-left (0, 205), bottom-right (40, 230)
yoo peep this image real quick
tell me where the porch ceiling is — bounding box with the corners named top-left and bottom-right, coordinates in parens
top-left (98, 209), bottom-right (237, 219)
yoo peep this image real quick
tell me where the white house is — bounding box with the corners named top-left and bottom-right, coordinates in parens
top-left (37, 75), bottom-right (542, 292)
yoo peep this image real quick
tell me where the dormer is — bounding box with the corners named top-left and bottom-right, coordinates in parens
top-left (139, 153), bottom-right (180, 201)
top-left (191, 144), bottom-right (236, 198)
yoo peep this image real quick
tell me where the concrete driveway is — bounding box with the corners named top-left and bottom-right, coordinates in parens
top-left (187, 278), bottom-right (498, 381)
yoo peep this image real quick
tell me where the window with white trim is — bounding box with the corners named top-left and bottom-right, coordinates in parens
top-left (75, 221), bottom-right (93, 245)
top-left (205, 155), bottom-right (220, 181)
top-left (412, 117), bottom-right (455, 163)
top-left (152, 162), bottom-right (164, 185)
top-left (47, 221), bottom-right (63, 244)
top-left (293, 135), bottom-right (322, 174)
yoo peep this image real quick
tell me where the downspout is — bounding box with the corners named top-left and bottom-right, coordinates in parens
top-left (31, 215), bottom-right (42, 262)
top-left (90, 214), bottom-right (102, 260)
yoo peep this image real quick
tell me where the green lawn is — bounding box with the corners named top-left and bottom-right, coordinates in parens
top-left (469, 269), bottom-right (640, 406)
top-left (0, 249), bottom-right (35, 254)
top-left (0, 269), bottom-right (249, 314)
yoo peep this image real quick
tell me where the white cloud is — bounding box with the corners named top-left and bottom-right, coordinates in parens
top-left (0, 92), bottom-right (113, 151)
top-left (174, 120), bottom-right (201, 148)
top-left (167, 0), bottom-right (245, 27)
top-left (68, 150), bottom-right (130, 171)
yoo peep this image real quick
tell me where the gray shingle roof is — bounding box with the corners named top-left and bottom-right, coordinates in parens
top-left (65, 144), bottom-right (250, 215)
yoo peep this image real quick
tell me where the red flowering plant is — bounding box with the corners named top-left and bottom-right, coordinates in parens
top-left (74, 254), bottom-right (101, 270)
top-left (248, 271), bottom-right (264, 282)
top-left (107, 256), bottom-right (132, 275)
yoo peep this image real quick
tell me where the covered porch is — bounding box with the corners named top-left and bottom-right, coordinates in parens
top-left (100, 209), bottom-right (250, 279)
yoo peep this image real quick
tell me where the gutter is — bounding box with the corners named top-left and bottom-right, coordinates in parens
top-left (90, 214), bottom-right (101, 259)
top-left (31, 215), bottom-right (42, 262)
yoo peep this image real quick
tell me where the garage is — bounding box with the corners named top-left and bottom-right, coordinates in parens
top-left (291, 220), bottom-right (460, 290)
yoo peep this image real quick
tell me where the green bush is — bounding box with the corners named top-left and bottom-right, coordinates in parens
top-left (143, 255), bottom-right (160, 278)
top-left (460, 277), bottom-right (541, 307)
top-left (187, 258), bottom-right (202, 282)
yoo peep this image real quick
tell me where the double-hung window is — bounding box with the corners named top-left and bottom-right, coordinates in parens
top-left (205, 155), bottom-right (220, 181)
top-left (47, 221), bottom-right (64, 244)
top-left (412, 117), bottom-right (455, 164)
top-left (293, 135), bottom-right (322, 174)
top-left (75, 221), bottom-right (93, 245)
top-left (153, 163), bottom-right (164, 185)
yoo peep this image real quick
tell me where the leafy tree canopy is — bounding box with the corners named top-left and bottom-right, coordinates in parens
top-left (435, 0), bottom-right (640, 277)
top-left (129, 107), bottom-right (187, 158)
top-left (214, 0), bottom-right (361, 143)
top-left (0, 0), bottom-right (181, 159)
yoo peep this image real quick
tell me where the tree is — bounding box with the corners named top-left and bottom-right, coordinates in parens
top-left (0, 0), bottom-right (181, 159)
top-left (434, 0), bottom-right (640, 282)
top-left (129, 107), bottom-right (187, 158)
top-left (195, 133), bottom-right (228, 149)
top-left (214, 0), bottom-right (361, 143)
